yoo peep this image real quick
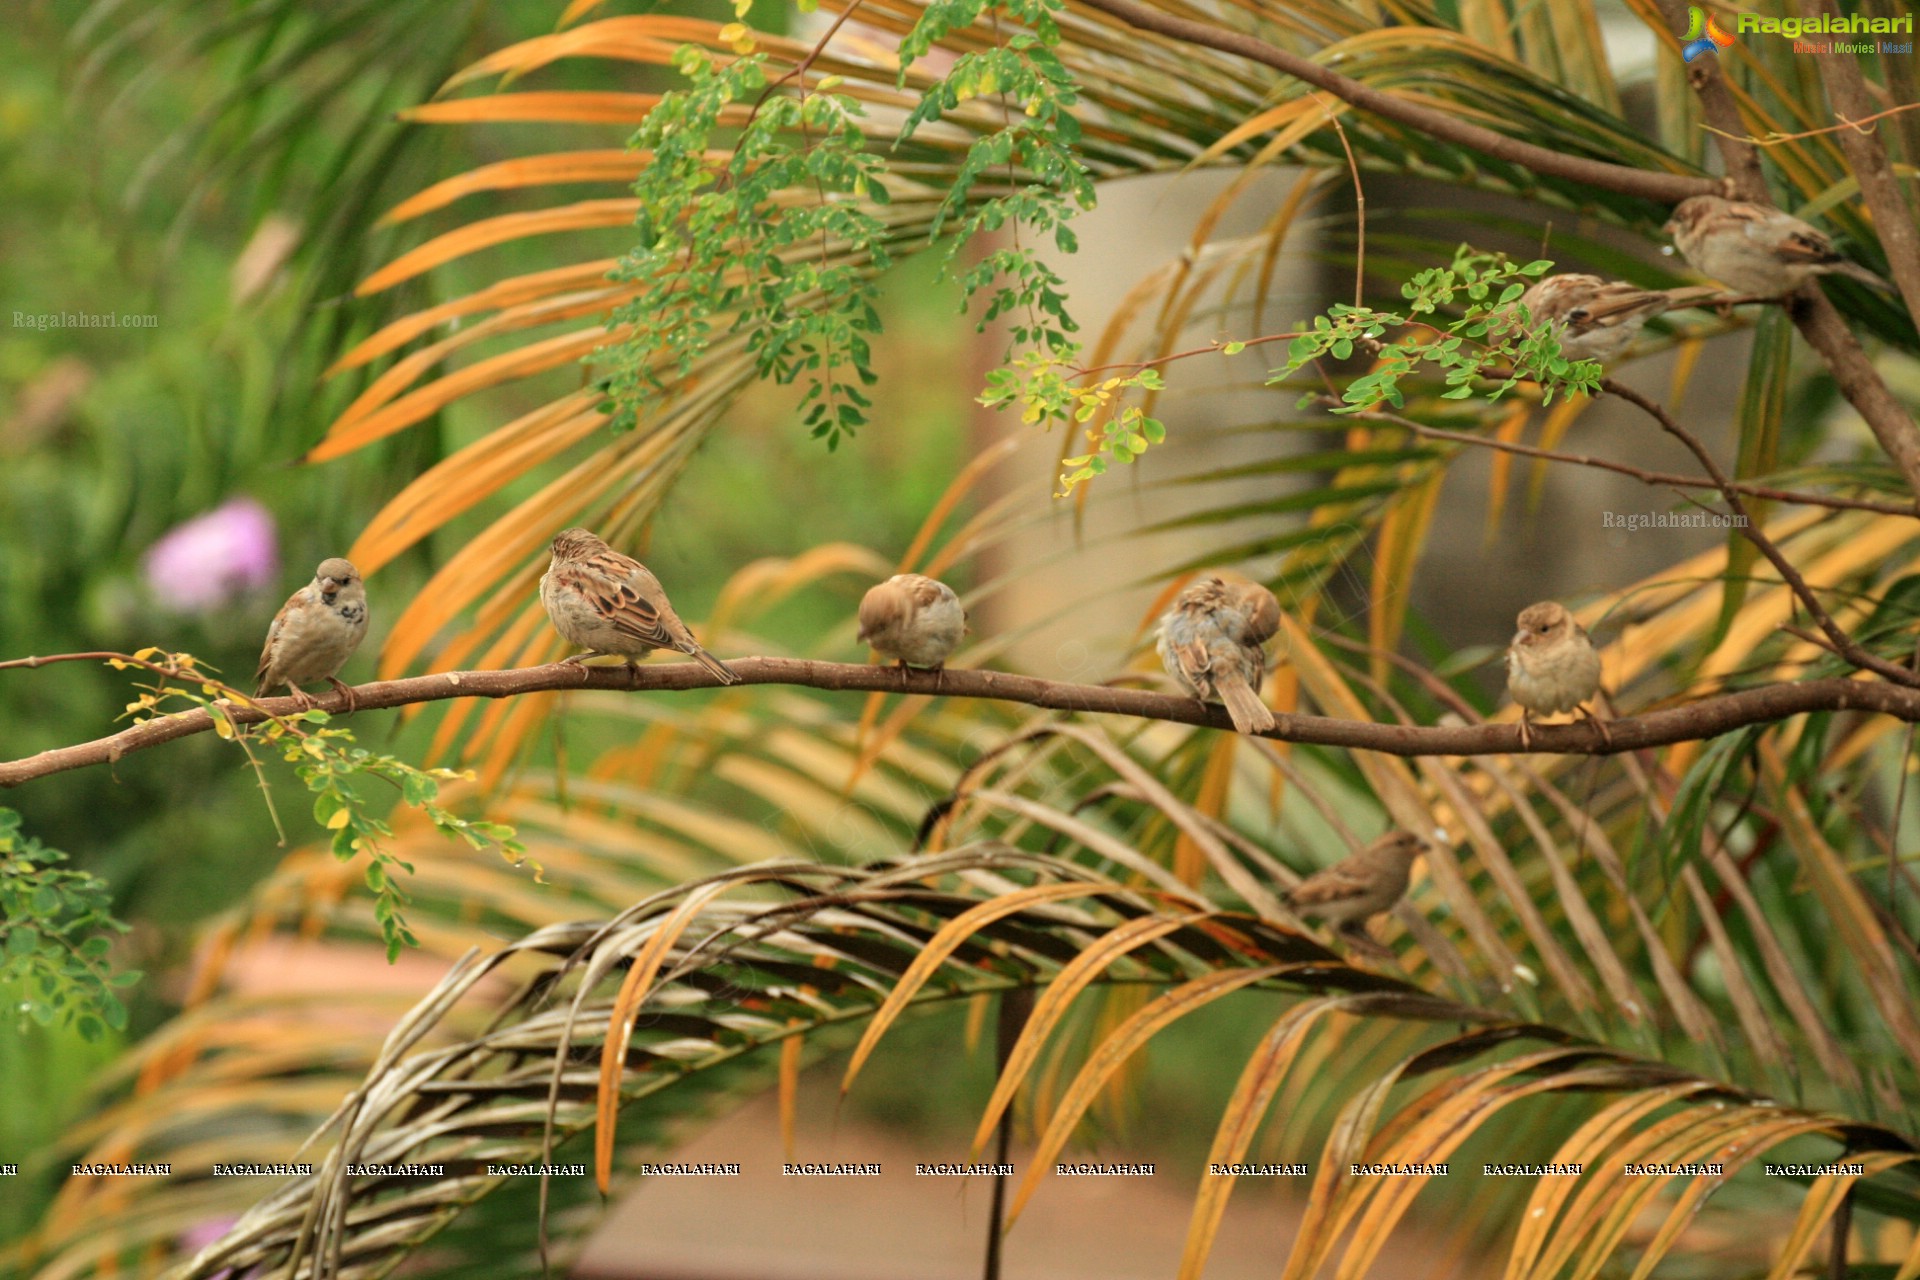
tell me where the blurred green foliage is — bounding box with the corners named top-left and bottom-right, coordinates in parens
top-left (0, 808), bottom-right (137, 1039)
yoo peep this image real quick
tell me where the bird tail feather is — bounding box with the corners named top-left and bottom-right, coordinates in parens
top-left (1835, 260), bottom-right (1896, 293)
top-left (1216, 674), bottom-right (1275, 735)
top-left (686, 644), bottom-right (741, 685)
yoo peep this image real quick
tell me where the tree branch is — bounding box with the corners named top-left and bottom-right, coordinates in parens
top-left (4, 657), bottom-right (1919, 788)
top-left (1650, 0), bottom-right (1766, 198)
top-left (1601, 377), bottom-right (1920, 689)
top-left (1070, 0), bottom-right (1713, 204)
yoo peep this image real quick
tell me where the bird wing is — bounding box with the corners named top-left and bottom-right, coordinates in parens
top-left (901, 574), bottom-right (955, 611)
top-left (558, 560), bottom-right (685, 651)
top-left (1576, 283), bottom-right (1670, 324)
top-left (1167, 634), bottom-right (1214, 691)
top-left (1778, 230), bottom-right (1841, 266)
top-left (254, 592), bottom-right (297, 688)
top-left (1285, 870), bottom-right (1367, 910)
top-left (1758, 218), bottom-right (1840, 266)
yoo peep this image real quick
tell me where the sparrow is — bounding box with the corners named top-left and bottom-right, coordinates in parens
top-left (538, 528), bottom-right (738, 684)
top-left (1663, 195), bottom-right (1892, 297)
top-left (1517, 274), bottom-right (1714, 362)
top-left (254, 557), bottom-right (368, 712)
top-left (857, 573), bottom-right (967, 671)
top-left (1155, 574), bottom-right (1281, 735)
top-left (1284, 831), bottom-right (1428, 948)
top-left (1506, 601), bottom-right (1607, 750)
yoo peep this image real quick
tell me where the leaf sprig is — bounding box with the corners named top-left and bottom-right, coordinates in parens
top-left (608, 38), bottom-right (893, 448)
top-left (900, 0), bottom-right (1092, 358)
top-left (1273, 250), bottom-right (1595, 409)
top-left (109, 649), bottom-right (530, 962)
top-left (980, 352), bottom-right (1165, 494)
top-left (0, 809), bottom-right (136, 1041)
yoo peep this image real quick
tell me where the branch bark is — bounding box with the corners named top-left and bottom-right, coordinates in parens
top-left (4, 657), bottom-right (1918, 788)
top-left (1651, 0), bottom-right (1766, 198)
top-left (1800, 0), bottom-right (1920, 323)
top-left (1070, 0), bottom-right (1713, 203)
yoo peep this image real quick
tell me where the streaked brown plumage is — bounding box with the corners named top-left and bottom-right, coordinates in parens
top-left (1517, 274), bottom-right (1715, 362)
top-left (538, 528), bottom-right (738, 684)
top-left (1155, 575), bottom-right (1280, 735)
top-left (1284, 831), bottom-right (1427, 941)
top-left (1664, 195), bottom-right (1892, 297)
top-left (858, 573), bottom-right (967, 670)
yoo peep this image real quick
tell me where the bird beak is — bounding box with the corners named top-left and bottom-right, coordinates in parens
top-left (321, 578), bottom-right (341, 594)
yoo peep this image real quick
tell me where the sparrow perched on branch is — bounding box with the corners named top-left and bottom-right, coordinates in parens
top-left (1284, 831), bottom-right (1428, 947)
top-left (1663, 195), bottom-right (1892, 297)
top-left (255, 557), bottom-right (368, 711)
top-left (1155, 574), bottom-right (1281, 735)
top-left (539, 528), bottom-right (738, 684)
top-left (858, 573), bottom-right (967, 671)
top-left (1506, 601), bottom-right (1606, 750)
top-left (1517, 273), bottom-right (1714, 362)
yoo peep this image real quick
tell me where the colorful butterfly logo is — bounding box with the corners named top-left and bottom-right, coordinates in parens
top-left (1681, 6), bottom-right (1737, 61)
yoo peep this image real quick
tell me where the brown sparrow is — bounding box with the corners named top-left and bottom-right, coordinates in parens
top-left (539, 528), bottom-right (738, 684)
top-left (1155, 574), bottom-right (1281, 735)
top-left (1284, 831), bottom-right (1427, 947)
top-left (1663, 196), bottom-right (1892, 297)
top-left (1506, 601), bottom-right (1606, 750)
top-left (858, 573), bottom-right (967, 670)
top-left (254, 558), bottom-right (368, 711)
top-left (1517, 274), bottom-right (1711, 362)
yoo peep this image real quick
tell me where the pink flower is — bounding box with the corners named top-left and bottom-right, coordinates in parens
top-left (143, 498), bottom-right (280, 613)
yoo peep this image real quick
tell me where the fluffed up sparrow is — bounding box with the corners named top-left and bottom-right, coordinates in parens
top-left (539, 528), bottom-right (738, 684)
top-left (858, 573), bottom-right (967, 671)
top-left (1156, 574), bottom-right (1281, 735)
top-left (1663, 195), bottom-right (1892, 297)
top-left (254, 557), bottom-right (368, 711)
top-left (1518, 273), bottom-right (1714, 363)
top-left (1506, 600), bottom-right (1606, 750)
top-left (1284, 831), bottom-right (1428, 948)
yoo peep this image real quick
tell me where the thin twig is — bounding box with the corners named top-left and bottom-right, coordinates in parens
top-left (1702, 101), bottom-right (1920, 147)
top-left (1317, 96), bottom-right (1365, 309)
top-left (1333, 400), bottom-right (1919, 517)
top-left (1602, 378), bottom-right (1920, 689)
top-left (743, 0), bottom-right (864, 129)
top-left (1070, 330), bottom-right (1301, 379)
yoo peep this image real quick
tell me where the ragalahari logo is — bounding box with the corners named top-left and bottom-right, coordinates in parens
top-left (1681, 5), bottom-right (1737, 61)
